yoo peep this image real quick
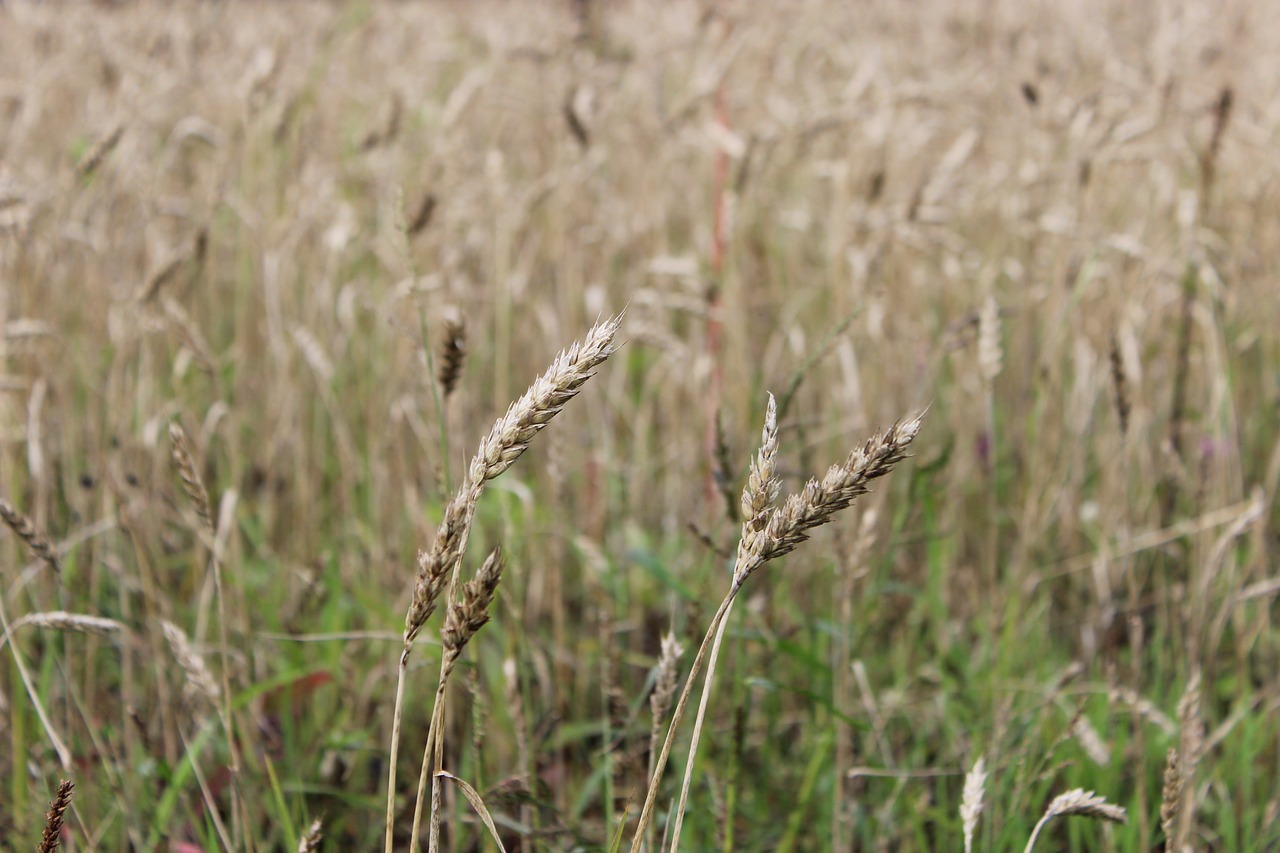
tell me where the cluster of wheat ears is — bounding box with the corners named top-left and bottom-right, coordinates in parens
top-left (6, 313), bottom-right (1148, 850)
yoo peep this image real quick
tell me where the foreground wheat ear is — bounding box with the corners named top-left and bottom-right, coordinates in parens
top-left (632, 397), bottom-right (925, 852)
top-left (384, 315), bottom-right (621, 853)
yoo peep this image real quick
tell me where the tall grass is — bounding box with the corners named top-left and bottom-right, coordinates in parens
top-left (1, 0), bottom-right (1278, 848)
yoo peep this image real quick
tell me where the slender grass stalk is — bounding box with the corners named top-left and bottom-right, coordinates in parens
top-left (168, 422), bottom-right (244, 846)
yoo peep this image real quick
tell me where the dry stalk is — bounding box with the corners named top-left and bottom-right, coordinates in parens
top-left (1023, 789), bottom-right (1127, 852)
top-left (386, 316), bottom-right (620, 853)
top-left (168, 421), bottom-right (243, 843)
top-left (0, 498), bottom-right (61, 574)
top-left (38, 779), bottom-right (74, 853)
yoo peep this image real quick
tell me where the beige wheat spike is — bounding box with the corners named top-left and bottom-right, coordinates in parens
top-left (1172, 674), bottom-right (1203, 851)
top-left (0, 499), bottom-right (60, 574)
top-left (734, 414), bottom-right (923, 588)
top-left (296, 818), bottom-right (324, 853)
top-left (441, 547), bottom-right (505, 656)
top-left (161, 620), bottom-right (219, 706)
top-left (1024, 789), bottom-right (1127, 852)
top-left (960, 756), bottom-right (986, 853)
top-left (389, 316), bottom-right (620, 853)
top-left (168, 423), bottom-right (214, 536)
top-left (739, 392), bottom-right (781, 533)
top-left (404, 314), bottom-right (620, 647)
top-left (12, 611), bottom-right (125, 637)
top-left (646, 631), bottom-right (685, 850)
top-left (75, 123), bottom-right (124, 179)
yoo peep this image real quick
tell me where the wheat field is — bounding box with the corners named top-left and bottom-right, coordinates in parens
top-left (1, 0), bottom-right (1278, 849)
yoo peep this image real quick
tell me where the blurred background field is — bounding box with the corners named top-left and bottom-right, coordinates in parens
top-left (1, 0), bottom-right (1278, 849)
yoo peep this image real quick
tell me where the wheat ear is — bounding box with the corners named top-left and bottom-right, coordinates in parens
top-left (960, 756), bottom-right (987, 853)
top-left (385, 316), bottom-right (620, 853)
top-left (1023, 789), bottom-right (1127, 852)
top-left (417, 547), bottom-right (505, 853)
top-left (0, 499), bottom-right (61, 574)
top-left (37, 779), bottom-right (74, 853)
top-left (296, 818), bottom-right (324, 853)
top-left (633, 402), bottom-right (922, 852)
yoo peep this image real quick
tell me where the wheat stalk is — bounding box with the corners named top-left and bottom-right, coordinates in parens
top-left (634, 400), bottom-right (922, 852)
top-left (168, 421), bottom-right (244, 843)
top-left (414, 547), bottom-right (506, 853)
top-left (386, 316), bottom-right (620, 853)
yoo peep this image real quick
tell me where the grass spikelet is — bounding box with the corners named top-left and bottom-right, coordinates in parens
top-left (645, 632), bottom-right (683, 852)
top-left (75, 123), bottom-right (124, 179)
top-left (416, 547), bottom-right (507, 851)
top-left (734, 414), bottom-right (923, 589)
top-left (37, 779), bottom-right (74, 853)
top-left (407, 192), bottom-right (437, 237)
top-left (404, 315), bottom-right (620, 647)
top-left (160, 619), bottom-right (219, 707)
top-left (10, 611), bottom-right (125, 637)
top-left (440, 547), bottom-right (504, 657)
top-left (960, 756), bottom-right (986, 853)
top-left (296, 818), bottom-right (324, 853)
top-left (1024, 789), bottom-right (1127, 852)
top-left (167, 423), bottom-right (214, 536)
top-left (436, 310), bottom-right (467, 400)
top-left (1172, 674), bottom-right (1203, 850)
top-left (0, 498), bottom-right (61, 574)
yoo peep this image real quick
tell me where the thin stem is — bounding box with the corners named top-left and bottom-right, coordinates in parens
top-left (630, 592), bottom-right (735, 852)
top-left (667, 594), bottom-right (737, 851)
top-left (384, 650), bottom-right (411, 853)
